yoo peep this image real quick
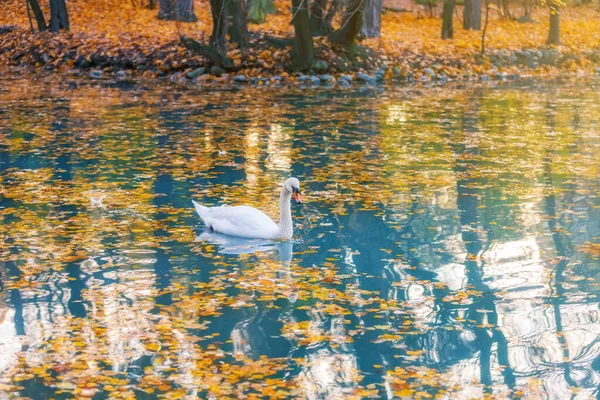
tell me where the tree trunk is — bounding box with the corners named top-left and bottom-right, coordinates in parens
top-left (361, 0), bottom-right (382, 38)
top-left (463, 0), bottom-right (481, 30)
top-left (227, 0), bottom-right (249, 50)
top-left (499, 0), bottom-right (511, 18)
top-left (210, 0), bottom-right (228, 56)
top-left (310, 0), bottom-right (330, 36)
top-left (28, 0), bottom-right (47, 31)
top-left (177, 0), bottom-right (197, 21)
top-left (330, 0), bottom-right (365, 52)
top-left (49, 0), bottom-right (69, 32)
top-left (291, 0), bottom-right (314, 69)
top-left (57, 0), bottom-right (69, 30)
top-left (441, 0), bottom-right (455, 39)
top-left (147, 0), bottom-right (157, 9)
top-left (159, 0), bottom-right (196, 21)
top-left (522, 0), bottom-right (532, 17)
top-left (546, 6), bottom-right (560, 45)
top-left (481, 0), bottom-right (489, 54)
top-left (158, 0), bottom-right (175, 19)
top-left (247, 0), bottom-right (277, 24)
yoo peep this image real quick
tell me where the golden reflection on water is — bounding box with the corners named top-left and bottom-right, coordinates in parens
top-left (0, 78), bottom-right (600, 398)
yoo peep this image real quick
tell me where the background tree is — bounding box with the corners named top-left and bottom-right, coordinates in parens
top-left (180, 0), bottom-right (248, 68)
top-left (159, 0), bottom-right (197, 22)
top-left (441, 0), bottom-right (455, 38)
top-left (209, 0), bottom-right (227, 55)
top-left (499, 0), bottom-right (513, 18)
top-left (361, 0), bottom-right (382, 37)
top-left (414, 0), bottom-right (438, 18)
top-left (463, 0), bottom-right (481, 30)
top-left (481, 0), bottom-right (490, 54)
top-left (329, 0), bottom-right (366, 53)
top-left (49, 0), bottom-right (69, 32)
top-left (310, 0), bottom-right (344, 36)
top-left (227, 0), bottom-right (249, 50)
top-left (27, 0), bottom-right (48, 32)
top-left (26, 0), bottom-right (46, 31)
top-left (158, 0), bottom-right (175, 20)
top-left (546, 0), bottom-right (560, 44)
top-left (310, 0), bottom-right (330, 35)
top-left (291, 0), bottom-right (314, 69)
top-left (521, 0), bottom-right (533, 18)
top-left (247, 0), bottom-right (277, 24)
top-left (176, 0), bottom-right (198, 21)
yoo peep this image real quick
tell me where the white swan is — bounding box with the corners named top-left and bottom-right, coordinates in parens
top-left (192, 177), bottom-right (303, 240)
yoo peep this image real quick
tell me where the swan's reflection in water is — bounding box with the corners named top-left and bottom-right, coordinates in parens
top-left (195, 231), bottom-right (294, 261)
top-left (195, 230), bottom-right (295, 300)
top-left (195, 230), bottom-right (296, 356)
top-left (195, 231), bottom-right (361, 398)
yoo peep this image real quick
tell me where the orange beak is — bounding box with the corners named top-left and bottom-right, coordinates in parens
top-left (293, 191), bottom-right (303, 204)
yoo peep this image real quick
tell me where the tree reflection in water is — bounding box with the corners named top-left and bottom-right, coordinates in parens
top-left (0, 79), bottom-right (600, 398)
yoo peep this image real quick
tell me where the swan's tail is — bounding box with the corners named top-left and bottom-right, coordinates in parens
top-left (192, 200), bottom-right (211, 223)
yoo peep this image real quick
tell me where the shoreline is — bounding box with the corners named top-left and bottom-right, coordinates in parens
top-left (2, 68), bottom-right (598, 94)
top-left (2, 25), bottom-right (600, 90)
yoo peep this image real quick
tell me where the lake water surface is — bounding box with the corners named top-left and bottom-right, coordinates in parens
top-left (1, 77), bottom-right (600, 399)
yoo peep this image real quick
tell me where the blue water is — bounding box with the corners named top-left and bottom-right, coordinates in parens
top-left (1, 77), bottom-right (600, 399)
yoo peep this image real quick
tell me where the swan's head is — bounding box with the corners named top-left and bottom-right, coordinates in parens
top-left (285, 177), bottom-right (302, 204)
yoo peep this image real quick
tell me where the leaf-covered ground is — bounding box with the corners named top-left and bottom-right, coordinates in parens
top-left (1, 0), bottom-right (599, 81)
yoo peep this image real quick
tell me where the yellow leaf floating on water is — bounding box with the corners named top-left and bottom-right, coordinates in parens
top-left (396, 389), bottom-right (416, 397)
top-left (146, 343), bottom-right (160, 351)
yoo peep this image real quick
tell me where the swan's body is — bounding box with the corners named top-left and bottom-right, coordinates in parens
top-left (192, 204), bottom-right (281, 239)
top-left (192, 178), bottom-right (302, 240)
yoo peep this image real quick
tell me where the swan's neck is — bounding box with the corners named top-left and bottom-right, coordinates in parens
top-left (277, 187), bottom-right (293, 239)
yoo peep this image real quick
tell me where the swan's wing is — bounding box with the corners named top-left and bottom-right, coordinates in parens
top-left (200, 205), bottom-right (279, 239)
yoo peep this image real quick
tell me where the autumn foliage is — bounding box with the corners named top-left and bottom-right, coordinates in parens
top-left (0, 0), bottom-right (599, 79)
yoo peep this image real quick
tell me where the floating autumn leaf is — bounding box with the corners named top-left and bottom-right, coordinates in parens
top-left (1, 75), bottom-right (600, 400)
